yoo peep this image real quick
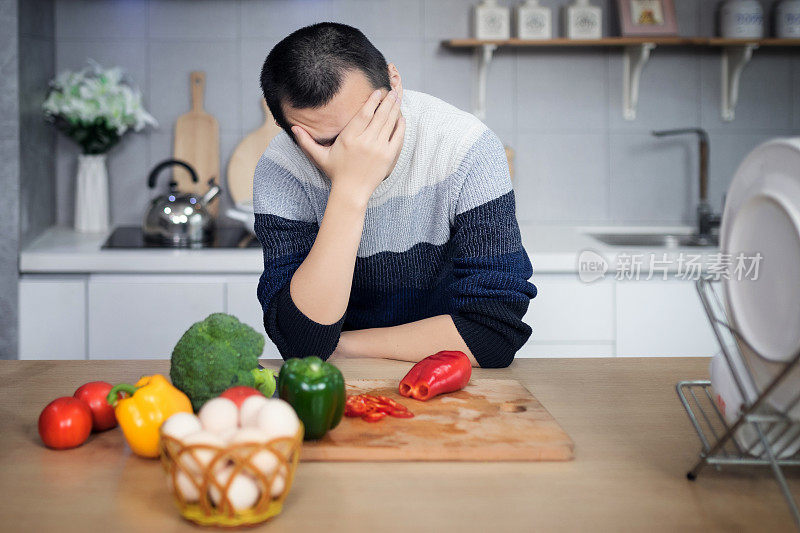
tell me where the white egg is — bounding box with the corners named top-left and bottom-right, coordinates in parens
top-left (219, 427), bottom-right (238, 444)
top-left (161, 412), bottom-right (202, 440)
top-left (256, 399), bottom-right (301, 441)
top-left (270, 466), bottom-right (288, 498)
top-left (179, 430), bottom-right (226, 474)
top-left (209, 466), bottom-right (261, 511)
top-left (198, 397), bottom-right (239, 435)
top-left (239, 395), bottom-right (270, 427)
top-left (169, 470), bottom-right (200, 503)
top-left (228, 428), bottom-right (279, 474)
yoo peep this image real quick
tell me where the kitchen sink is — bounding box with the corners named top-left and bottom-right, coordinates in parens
top-left (588, 232), bottom-right (719, 248)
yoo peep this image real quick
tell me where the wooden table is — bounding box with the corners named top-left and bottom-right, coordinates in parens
top-left (1, 358), bottom-right (798, 532)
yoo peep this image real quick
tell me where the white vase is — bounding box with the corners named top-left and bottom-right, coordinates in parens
top-left (74, 154), bottom-right (110, 233)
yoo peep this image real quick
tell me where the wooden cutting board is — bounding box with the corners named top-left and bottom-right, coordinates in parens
top-left (301, 379), bottom-right (574, 462)
top-left (173, 71), bottom-right (220, 216)
top-left (227, 99), bottom-right (283, 205)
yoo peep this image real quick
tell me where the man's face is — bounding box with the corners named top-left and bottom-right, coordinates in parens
top-left (282, 70), bottom-right (389, 147)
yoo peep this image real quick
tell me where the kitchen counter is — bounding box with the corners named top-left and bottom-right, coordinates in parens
top-left (2, 357), bottom-right (797, 531)
top-left (20, 224), bottom-right (719, 274)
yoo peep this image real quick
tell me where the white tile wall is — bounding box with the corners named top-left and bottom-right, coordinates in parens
top-left (56, 40), bottom-right (147, 89)
top-left (484, 48), bottom-right (517, 134)
top-left (699, 52), bottom-right (794, 131)
top-left (607, 50), bottom-right (700, 132)
top-left (609, 133), bottom-right (696, 224)
top-left (707, 131), bottom-right (779, 208)
top-left (371, 38), bottom-right (426, 99)
top-left (421, 39), bottom-right (472, 114)
top-left (148, 40), bottom-right (241, 134)
top-left (333, 0), bottom-right (424, 42)
top-left (52, 0), bottom-right (800, 228)
top-left (515, 132), bottom-right (609, 223)
top-left (794, 57), bottom-right (800, 130)
top-left (148, 0), bottom-right (240, 41)
top-left (55, 0), bottom-right (146, 40)
top-left (240, 0), bottom-right (334, 39)
top-left (239, 38), bottom-right (279, 134)
top-left (516, 50), bottom-right (610, 133)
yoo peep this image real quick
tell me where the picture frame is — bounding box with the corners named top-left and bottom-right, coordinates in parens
top-left (616, 0), bottom-right (679, 37)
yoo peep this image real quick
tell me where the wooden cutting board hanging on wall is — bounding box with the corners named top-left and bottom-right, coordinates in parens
top-left (173, 71), bottom-right (220, 216)
top-left (226, 99), bottom-right (283, 206)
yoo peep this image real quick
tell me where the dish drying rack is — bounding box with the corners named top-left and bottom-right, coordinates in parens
top-left (677, 278), bottom-right (800, 528)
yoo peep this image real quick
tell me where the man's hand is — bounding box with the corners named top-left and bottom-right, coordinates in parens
top-left (292, 89), bottom-right (405, 206)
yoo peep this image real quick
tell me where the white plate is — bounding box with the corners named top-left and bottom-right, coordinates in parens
top-left (726, 191), bottom-right (800, 361)
top-left (721, 138), bottom-right (800, 254)
top-left (720, 137), bottom-right (800, 419)
top-left (709, 351), bottom-right (800, 458)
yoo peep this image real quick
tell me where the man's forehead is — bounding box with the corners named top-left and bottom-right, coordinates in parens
top-left (282, 70), bottom-right (381, 142)
top-left (284, 106), bottom-right (343, 141)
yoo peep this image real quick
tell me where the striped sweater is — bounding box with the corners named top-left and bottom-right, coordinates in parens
top-left (254, 90), bottom-right (536, 368)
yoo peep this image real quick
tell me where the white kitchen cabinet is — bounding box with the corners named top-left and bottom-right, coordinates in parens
top-left (19, 276), bottom-right (87, 359)
top-left (17, 269), bottom-right (719, 360)
top-left (87, 275), bottom-right (225, 359)
top-left (615, 279), bottom-right (717, 357)
top-left (226, 276), bottom-right (282, 359)
top-left (519, 342), bottom-right (614, 358)
top-left (519, 274), bottom-right (614, 357)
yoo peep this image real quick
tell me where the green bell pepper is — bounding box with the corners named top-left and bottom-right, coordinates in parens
top-left (277, 356), bottom-right (345, 440)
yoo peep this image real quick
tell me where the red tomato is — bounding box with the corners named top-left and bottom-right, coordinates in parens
top-left (74, 381), bottom-right (117, 432)
top-left (38, 397), bottom-right (93, 450)
top-left (219, 386), bottom-right (263, 408)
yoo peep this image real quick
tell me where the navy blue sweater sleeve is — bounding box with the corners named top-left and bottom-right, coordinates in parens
top-left (448, 131), bottom-right (537, 368)
top-left (253, 158), bottom-right (344, 360)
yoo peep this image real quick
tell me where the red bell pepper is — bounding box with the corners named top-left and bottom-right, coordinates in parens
top-left (399, 351), bottom-right (472, 401)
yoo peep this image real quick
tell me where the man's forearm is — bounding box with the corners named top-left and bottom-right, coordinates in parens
top-left (289, 186), bottom-right (366, 325)
top-left (332, 315), bottom-right (480, 367)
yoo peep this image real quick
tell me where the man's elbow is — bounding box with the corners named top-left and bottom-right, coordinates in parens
top-left (264, 306), bottom-right (343, 360)
top-left (279, 337), bottom-right (338, 362)
top-left (473, 346), bottom-right (516, 369)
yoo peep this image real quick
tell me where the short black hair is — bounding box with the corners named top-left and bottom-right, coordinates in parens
top-left (260, 23), bottom-right (391, 136)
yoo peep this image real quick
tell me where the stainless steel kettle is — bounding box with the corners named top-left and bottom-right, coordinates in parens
top-left (143, 159), bottom-right (221, 246)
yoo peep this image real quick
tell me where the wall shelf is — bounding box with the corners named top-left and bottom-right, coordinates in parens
top-left (441, 38), bottom-right (800, 122)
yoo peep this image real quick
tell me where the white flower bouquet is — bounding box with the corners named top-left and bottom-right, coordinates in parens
top-left (43, 60), bottom-right (157, 154)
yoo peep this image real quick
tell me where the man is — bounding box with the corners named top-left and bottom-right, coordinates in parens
top-left (256, 22), bottom-right (536, 368)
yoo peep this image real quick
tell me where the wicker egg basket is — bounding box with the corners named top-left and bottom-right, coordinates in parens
top-left (159, 424), bottom-right (304, 527)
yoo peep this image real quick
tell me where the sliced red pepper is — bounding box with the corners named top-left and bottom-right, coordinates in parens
top-left (345, 398), bottom-right (367, 416)
top-left (345, 394), bottom-right (413, 422)
top-left (378, 396), bottom-right (406, 410)
top-left (362, 412), bottom-right (387, 422)
top-left (398, 351), bottom-right (472, 401)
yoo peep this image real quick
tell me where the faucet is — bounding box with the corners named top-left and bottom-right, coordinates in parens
top-left (651, 128), bottom-right (721, 243)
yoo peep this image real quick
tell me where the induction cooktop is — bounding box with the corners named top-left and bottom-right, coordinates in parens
top-left (101, 226), bottom-right (260, 249)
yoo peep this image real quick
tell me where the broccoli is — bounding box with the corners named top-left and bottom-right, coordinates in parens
top-left (170, 313), bottom-right (276, 411)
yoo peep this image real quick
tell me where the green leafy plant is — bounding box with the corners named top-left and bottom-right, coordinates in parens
top-left (43, 60), bottom-right (157, 154)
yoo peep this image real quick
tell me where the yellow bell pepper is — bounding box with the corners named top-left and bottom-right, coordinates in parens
top-left (107, 374), bottom-right (193, 458)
